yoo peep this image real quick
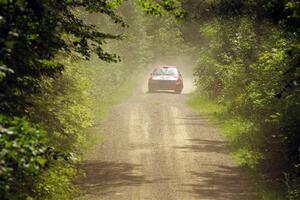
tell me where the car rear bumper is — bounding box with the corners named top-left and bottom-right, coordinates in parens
top-left (148, 80), bottom-right (183, 91)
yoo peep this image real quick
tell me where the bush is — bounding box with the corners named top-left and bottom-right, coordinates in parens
top-left (33, 163), bottom-right (78, 200)
top-left (0, 115), bottom-right (49, 200)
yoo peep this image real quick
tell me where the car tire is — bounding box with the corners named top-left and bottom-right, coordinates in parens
top-left (148, 87), bottom-right (154, 93)
top-left (175, 89), bottom-right (182, 94)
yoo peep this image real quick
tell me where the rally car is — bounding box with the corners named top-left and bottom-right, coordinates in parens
top-left (148, 65), bottom-right (183, 94)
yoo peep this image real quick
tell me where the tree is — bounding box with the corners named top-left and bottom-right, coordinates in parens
top-left (0, 0), bottom-right (126, 116)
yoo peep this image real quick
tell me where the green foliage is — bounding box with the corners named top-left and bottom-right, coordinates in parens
top-left (194, 14), bottom-right (300, 172)
top-left (28, 60), bottom-right (95, 153)
top-left (33, 163), bottom-right (78, 200)
top-left (0, 0), bottom-right (123, 115)
top-left (260, 186), bottom-right (286, 200)
top-left (183, 0), bottom-right (300, 32)
top-left (287, 177), bottom-right (300, 200)
top-left (22, 59), bottom-right (95, 199)
top-left (233, 148), bottom-right (263, 169)
top-left (187, 92), bottom-right (226, 115)
top-left (138, 0), bottom-right (186, 19)
top-left (0, 0), bottom-right (121, 198)
top-left (0, 115), bottom-right (49, 200)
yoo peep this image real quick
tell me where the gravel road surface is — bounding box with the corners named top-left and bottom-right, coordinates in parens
top-left (77, 75), bottom-right (257, 200)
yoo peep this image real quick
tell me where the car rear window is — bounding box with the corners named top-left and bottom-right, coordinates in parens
top-left (153, 68), bottom-right (178, 75)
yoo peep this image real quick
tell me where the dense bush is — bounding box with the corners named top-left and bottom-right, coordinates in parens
top-left (0, 115), bottom-right (49, 199)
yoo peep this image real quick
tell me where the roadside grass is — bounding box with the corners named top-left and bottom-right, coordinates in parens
top-left (260, 186), bottom-right (286, 200)
top-left (187, 92), bottom-right (287, 200)
top-left (187, 92), bottom-right (226, 116)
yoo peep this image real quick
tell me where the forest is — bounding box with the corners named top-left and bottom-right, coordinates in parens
top-left (0, 0), bottom-right (299, 199)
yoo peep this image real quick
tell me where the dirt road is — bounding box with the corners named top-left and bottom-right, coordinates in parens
top-left (77, 76), bottom-right (257, 200)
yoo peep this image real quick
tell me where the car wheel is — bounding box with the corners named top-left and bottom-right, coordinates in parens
top-left (148, 87), bottom-right (154, 93)
top-left (175, 89), bottom-right (182, 94)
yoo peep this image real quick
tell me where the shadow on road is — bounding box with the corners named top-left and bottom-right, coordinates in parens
top-left (174, 139), bottom-right (230, 154)
top-left (77, 161), bottom-right (168, 196)
top-left (183, 165), bottom-right (257, 200)
top-left (174, 113), bottom-right (222, 126)
top-left (185, 166), bottom-right (257, 200)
